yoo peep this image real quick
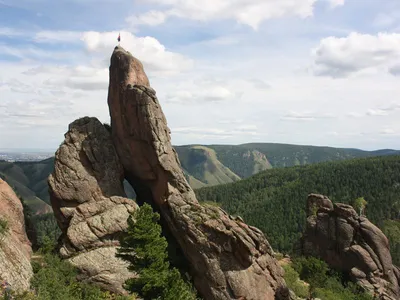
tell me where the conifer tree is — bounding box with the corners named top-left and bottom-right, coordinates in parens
top-left (117, 203), bottom-right (197, 300)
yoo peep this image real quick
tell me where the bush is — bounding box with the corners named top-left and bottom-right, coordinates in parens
top-left (292, 256), bottom-right (328, 295)
top-left (282, 264), bottom-right (309, 298)
top-left (291, 256), bottom-right (373, 300)
top-left (30, 254), bottom-right (130, 300)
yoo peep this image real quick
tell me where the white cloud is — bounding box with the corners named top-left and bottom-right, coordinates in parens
top-left (34, 31), bottom-right (83, 44)
top-left (281, 111), bottom-right (334, 121)
top-left (0, 45), bottom-right (72, 61)
top-left (129, 0), bottom-right (324, 30)
top-left (0, 27), bottom-right (193, 76)
top-left (0, 27), bottom-right (25, 37)
top-left (247, 79), bottom-right (271, 90)
top-left (380, 128), bottom-right (400, 137)
top-left (166, 85), bottom-right (238, 103)
top-left (347, 104), bottom-right (400, 118)
top-left (381, 128), bottom-right (397, 135)
top-left (373, 13), bottom-right (399, 28)
top-left (389, 64), bottom-right (400, 76)
top-left (328, 0), bottom-right (345, 8)
top-left (81, 31), bottom-right (193, 75)
top-left (126, 10), bottom-right (167, 26)
top-left (381, 102), bottom-right (400, 112)
top-left (312, 32), bottom-right (400, 78)
top-left (282, 111), bottom-right (316, 121)
top-left (346, 112), bottom-right (364, 118)
top-left (172, 125), bottom-right (259, 139)
top-left (366, 109), bottom-right (389, 116)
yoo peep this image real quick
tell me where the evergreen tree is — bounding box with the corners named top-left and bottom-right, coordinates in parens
top-left (117, 203), bottom-right (197, 300)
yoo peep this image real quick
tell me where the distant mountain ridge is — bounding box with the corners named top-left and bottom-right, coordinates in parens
top-left (1, 142), bottom-right (399, 214)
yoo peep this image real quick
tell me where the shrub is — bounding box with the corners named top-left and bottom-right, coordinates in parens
top-left (282, 264), bottom-right (309, 298)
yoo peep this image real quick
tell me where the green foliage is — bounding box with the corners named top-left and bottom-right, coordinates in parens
top-left (31, 254), bottom-right (103, 300)
top-left (196, 155), bottom-right (400, 255)
top-left (32, 214), bottom-right (61, 251)
top-left (352, 197), bottom-right (367, 216)
top-left (199, 200), bottom-right (221, 207)
top-left (2, 144), bottom-right (399, 215)
top-left (0, 158), bottom-right (54, 209)
top-left (207, 143), bottom-right (399, 172)
top-left (292, 256), bottom-right (328, 296)
top-left (291, 257), bottom-right (373, 300)
top-left (310, 203), bottom-right (318, 216)
top-left (29, 254), bottom-right (132, 300)
top-left (0, 218), bottom-right (9, 237)
top-left (38, 236), bottom-right (57, 254)
top-left (315, 279), bottom-right (373, 300)
top-left (282, 264), bottom-right (309, 298)
top-left (20, 195), bottom-right (60, 251)
top-left (117, 203), bottom-right (197, 300)
top-left (382, 220), bottom-right (400, 265)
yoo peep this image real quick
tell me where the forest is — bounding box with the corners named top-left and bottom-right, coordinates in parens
top-left (196, 155), bottom-right (400, 263)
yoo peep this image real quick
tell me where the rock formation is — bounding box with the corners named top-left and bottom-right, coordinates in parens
top-left (107, 46), bottom-right (289, 300)
top-left (0, 179), bottom-right (33, 292)
top-left (48, 117), bottom-right (138, 294)
top-left (302, 193), bottom-right (400, 300)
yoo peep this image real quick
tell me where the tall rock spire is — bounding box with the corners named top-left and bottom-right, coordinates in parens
top-left (107, 46), bottom-right (290, 300)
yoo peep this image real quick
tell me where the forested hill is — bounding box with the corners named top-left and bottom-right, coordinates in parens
top-left (175, 143), bottom-right (400, 186)
top-left (195, 155), bottom-right (400, 263)
top-left (204, 143), bottom-right (400, 170)
top-left (1, 142), bottom-right (400, 215)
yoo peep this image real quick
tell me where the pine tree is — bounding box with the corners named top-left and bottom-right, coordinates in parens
top-left (117, 203), bottom-right (197, 300)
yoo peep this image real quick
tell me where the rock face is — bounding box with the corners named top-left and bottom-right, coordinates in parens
top-left (107, 46), bottom-right (289, 300)
top-left (48, 117), bottom-right (138, 294)
top-left (302, 193), bottom-right (400, 300)
top-left (0, 179), bottom-right (33, 292)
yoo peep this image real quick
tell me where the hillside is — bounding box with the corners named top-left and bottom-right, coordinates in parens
top-left (207, 143), bottom-right (400, 169)
top-left (175, 145), bottom-right (242, 189)
top-left (177, 143), bottom-right (400, 180)
top-left (0, 158), bottom-right (53, 214)
top-left (195, 155), bottom-right (400, 263)
top-left (2, 143), bottom-right (400, 214)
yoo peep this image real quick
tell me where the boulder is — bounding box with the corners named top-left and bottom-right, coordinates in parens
top-left (107, 46), bottom-right (289, 300)
top-left (302, 194), bottom-right (400, 300)
top-left (0, 179), bottom-right (33, 292)
top-left (48, 117), bottom-right (138, 294)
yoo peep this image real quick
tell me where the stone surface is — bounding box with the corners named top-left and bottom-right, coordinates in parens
top-left (48, 117), bottom-right (138, 294)
top-left (302, 194), bottom-right (400, 300)
top-left (107, 46), bottom-right (289, 300)
top-left (0, 179), bottom-right (33, 292)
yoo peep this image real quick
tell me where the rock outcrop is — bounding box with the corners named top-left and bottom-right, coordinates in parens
top-left (0, 179), bottom-right (33, 292)
top-left (48, 117), bottom-right (138, 294)
top-left (302, 193), bottom-right (400, 300)
top-left (107, 46), bottom-right (289, 300)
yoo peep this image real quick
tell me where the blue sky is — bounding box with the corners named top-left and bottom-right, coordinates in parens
top-left (1, 0), bottom-right (400, 151)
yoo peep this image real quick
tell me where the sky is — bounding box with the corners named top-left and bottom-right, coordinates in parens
top-left (1, 0), bottom-right (400, 151)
